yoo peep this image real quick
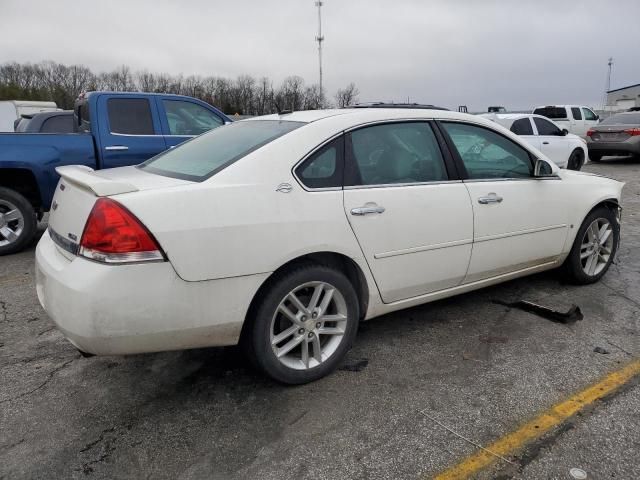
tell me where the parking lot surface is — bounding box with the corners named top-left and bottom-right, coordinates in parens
top-left (1, 159), bottom-right (639, 480)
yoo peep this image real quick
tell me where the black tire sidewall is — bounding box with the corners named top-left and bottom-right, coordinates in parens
top-left (249, 264), bottom-right (359, 384)
top-left (564, 207), bottom-right (619, 284)
top-left (0, 187), bottom-right (37, 256)
top-left (568, 149), bottom-right (584, 171)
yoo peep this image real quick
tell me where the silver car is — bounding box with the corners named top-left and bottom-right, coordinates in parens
top-left (586, 111), bottom-right (640, 161)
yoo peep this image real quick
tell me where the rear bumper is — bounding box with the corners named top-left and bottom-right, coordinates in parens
top-left (35, 230), bottom-right (269, 355)
top-left (587, 139), bottom-right (640, 156)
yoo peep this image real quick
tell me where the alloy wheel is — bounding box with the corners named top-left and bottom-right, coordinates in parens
top-left (580, 218), bottom-right (614, 276)
top-left (0, 199), bottom-right (25, 248)
top-left (270, 281), bottom-right (348, 370)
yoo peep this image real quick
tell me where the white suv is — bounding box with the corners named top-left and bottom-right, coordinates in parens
top-left (480, 113), bottom-right (588, 170)
top-left (532, 105), bottom-right (600, 138)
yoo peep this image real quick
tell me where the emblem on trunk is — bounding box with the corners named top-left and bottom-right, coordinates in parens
top-left (68, 233), bottom-right (78, 241)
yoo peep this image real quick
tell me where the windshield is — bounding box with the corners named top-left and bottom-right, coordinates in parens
top-left (600, 113), bottom-right (640, 126)
top-left (139, 120), bottom-right (305, 181)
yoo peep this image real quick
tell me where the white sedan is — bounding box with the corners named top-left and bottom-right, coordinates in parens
top-left (36, 108), bottom-right (622, 384)
top-left (480, 113), bottom-right (588, 170)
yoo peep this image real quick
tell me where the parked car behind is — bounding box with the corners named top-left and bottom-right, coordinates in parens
top-left (533, 105), bottom-right (599, 138)
top-left (36, 108), bottom-right (623, 384)
top-left (0, 91), bottom-right (230, 255)
top-left (479, 113), bottom-right (588, 170)
top-left (14, 110), bottom-right (74, 133)
top-left (586, 111), bottom-right (640, 161)
top-left (0, 100), bottom-right (60, 132)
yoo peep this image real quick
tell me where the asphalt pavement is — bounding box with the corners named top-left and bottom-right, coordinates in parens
top-left (1, 158), bottom-right (639, 480)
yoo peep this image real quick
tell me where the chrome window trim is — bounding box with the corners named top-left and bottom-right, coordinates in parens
top-left (109, 132), bottom-right (162, 137)
top-left (344, 179), bottom-right (463, 191)
top-left (462, 176), bottom-right (561, 183)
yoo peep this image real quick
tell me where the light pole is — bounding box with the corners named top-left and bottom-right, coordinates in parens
top-left (315, 1), bottom-right (324, 107)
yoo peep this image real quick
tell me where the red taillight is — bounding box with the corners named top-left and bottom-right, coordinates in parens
top-left (624, 128), bottom-right (640, 136)
top-left (79, 198), bottom-right (164, 263)
top-left (586, 129), bottom-right (595, 137)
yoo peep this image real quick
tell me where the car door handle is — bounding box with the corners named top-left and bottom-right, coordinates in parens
top-left (542, 141), bottom-right (550, 145)
top-left (478, 193), bottom-right (503, 204)
top-left (105, 145), bottom-right (129, 151)
top-left (351, 205), bottom-right (386, 216)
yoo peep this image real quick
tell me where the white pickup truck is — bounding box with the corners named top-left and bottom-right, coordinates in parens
top-left (532, 105), bottom-right (600, 138)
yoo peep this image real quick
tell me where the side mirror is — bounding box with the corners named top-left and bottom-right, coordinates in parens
top-left (534, 159), bottom-right (554, 177)
top-left (561, 128), bottom-right (569, 136)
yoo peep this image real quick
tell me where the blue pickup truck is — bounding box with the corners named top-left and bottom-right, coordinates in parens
top-left (0, 91), bottom-right (230, 254)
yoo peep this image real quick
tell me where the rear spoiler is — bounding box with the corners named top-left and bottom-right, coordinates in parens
top-left (55, 165), bottom-right (139, 197)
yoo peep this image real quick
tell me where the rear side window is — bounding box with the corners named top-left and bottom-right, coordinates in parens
top-left (107, 98), bottom-right (154, 135)
top-left (295, 137), bottom-right (343, 189)
top-left (140, 120), bottom-right (304, 181)
top-left (571, 107), bottom-right (582, 120)
top-left (533, 107), bottom-right (568, 119)
top-left (41, 115), bottom-right (74, 133)
top-left (345, 122), bottom-right (448, 186)
top-left (510, 118), bottom-right (534, 135)
top-left (534, 117), bottom-right (562, 136)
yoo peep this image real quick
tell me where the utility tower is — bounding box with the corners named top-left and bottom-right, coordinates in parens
top-left (315, 1), bottom-right (324, 106)
top-left (602, 57), bottom-right (613, 109)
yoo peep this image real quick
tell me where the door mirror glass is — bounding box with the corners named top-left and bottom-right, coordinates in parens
top-left (534, 159), bottom-right (554, 177)
top-left (561, 128), bottom-right (569, 136)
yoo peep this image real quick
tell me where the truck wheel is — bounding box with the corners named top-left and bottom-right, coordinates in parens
top-left (0, 187), bottom-right (37, 255)
top-left (567, 149), bottom-right (585, 171)
top-left (589, 152), bottom-right (602, 162)
top-left (243, 263), bottom-right (359, 384)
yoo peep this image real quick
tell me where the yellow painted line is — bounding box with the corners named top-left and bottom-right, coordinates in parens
top-left (432, 359), bottom-right (640, 480)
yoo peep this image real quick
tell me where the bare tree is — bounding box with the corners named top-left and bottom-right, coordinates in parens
top-left (334, 82), bottom-right (360, 108)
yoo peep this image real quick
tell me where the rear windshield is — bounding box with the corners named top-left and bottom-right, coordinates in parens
top-left (600, 113), bottom-right (640, 125)
top-left (139, 120), bottom-right (304, 181)
top-left (533, 107), bottom-right (568, 119)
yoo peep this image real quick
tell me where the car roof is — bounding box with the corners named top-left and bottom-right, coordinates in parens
top-left (246, 108), bottom-right (484, 125)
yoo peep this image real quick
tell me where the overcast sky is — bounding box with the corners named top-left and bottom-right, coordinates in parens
top-left (2, 0), bottom-right (639, 111)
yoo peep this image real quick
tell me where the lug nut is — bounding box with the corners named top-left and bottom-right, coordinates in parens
top-left (308, 332), bottom-right (314, 338)
top-left (298, 328), bottom-right (305, 335)
top-left (316, 322), bottom-right (321, 329)
top-left (301, 315), bottom-right (307, 322)
top-left (312, 312), bottom-right (317, 319)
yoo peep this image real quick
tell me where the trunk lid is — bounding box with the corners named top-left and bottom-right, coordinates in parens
top-left (48, 166), bottom-right (191, 258)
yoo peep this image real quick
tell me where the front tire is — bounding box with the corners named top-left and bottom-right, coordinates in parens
top-left (562, 206), bottom-right (619, 284)
top-left (244, 264), bottom-right (359, 384)
top-left (567, 149), bottom-right (585, 171)
top-left (0, 187), bottom-right (37, 256)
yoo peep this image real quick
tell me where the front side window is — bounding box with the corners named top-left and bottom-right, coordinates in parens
top-left (163, 100), bottom-right (224, 136)
top-left (582, 108), bottom-right (598, 121)
top-left (510, 118), bottom-right (534, 135)
top-left (295, 137), bottom-right (343, 189)
top-left (534, 117), bottom-right (562, 136)
top-left (441, 122), bottom-right (533, 179)
top-left (571, 107), bottom-right (583, 120)
top-left (140, 120), bottom-right (304, 181)
top-left (346, 122), bottom-right (448, 186)
top-left (107, 98), bottom-right (154, 135)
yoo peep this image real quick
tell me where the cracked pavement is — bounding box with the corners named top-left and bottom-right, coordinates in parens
top-left (1, 159), bottom-right (639, 479)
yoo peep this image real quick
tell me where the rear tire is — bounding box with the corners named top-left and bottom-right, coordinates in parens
top-left (243, 263), bottom-right (359, 384)
top-left (567, 149), bottom-right (585, 171)
top-left (588, 152), bottom-right (602, 162)
top-left (562, 206), bottom-right (619, 284)
top-left (0, 187), bottom-right (37, 256)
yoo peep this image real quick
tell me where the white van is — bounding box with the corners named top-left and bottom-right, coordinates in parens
top-left (0, 100), bottom-right (60, 132)
top-left (532, 105), bottom-right (600, 138)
